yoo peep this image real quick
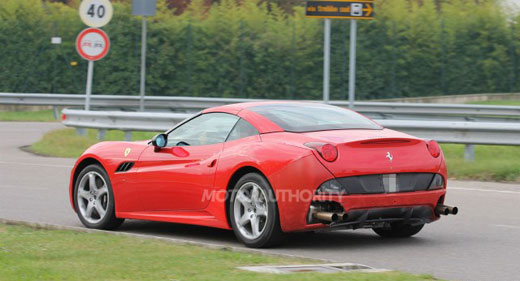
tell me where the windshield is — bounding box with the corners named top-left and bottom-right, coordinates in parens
top-left (249, 103), bottom-right (382, 132)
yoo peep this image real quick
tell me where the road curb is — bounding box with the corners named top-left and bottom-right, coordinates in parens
top-left (0, 217), bottom-right (334, 263)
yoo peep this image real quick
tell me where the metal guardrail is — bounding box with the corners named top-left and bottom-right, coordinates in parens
top-left (0, 93), bottom-right (257, 111)
top-left (62, 109), bottom-right (190, 132)
top-left (61, 109), bottom-right (191, 141)
top-left (3, 92), bottom-right (520, 160)
top-left (2, 93), bottom-right (520, 122)
top-left (341, 101), bottom-right (520, 117)
top-left (62, 109), bottom-right (520, 161)
top-left (376, 120), bottom-right (520, 146)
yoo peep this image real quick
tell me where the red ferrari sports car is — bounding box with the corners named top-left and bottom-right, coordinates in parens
top-left (69, 102), bottom-right (457, 248)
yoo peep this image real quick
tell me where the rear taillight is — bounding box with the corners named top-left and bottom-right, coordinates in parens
top-left (426, 140), bottom-right (441, 158)
top-left (61, 114), bottom-right (66, 121)
top-left (305, 142), bottom-right (338, 162)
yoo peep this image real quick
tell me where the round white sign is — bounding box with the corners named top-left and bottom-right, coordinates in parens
top-left (76, 28), bottom-right (110, 61)
top-left (79, 0), bottom-right (113, 28)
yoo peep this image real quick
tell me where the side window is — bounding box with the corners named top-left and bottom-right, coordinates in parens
top-left (226, 119), bottom-right (259, 142)
top-left (167, 113), bottom-right (239, 147)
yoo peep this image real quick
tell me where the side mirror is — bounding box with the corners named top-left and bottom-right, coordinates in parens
top-left (151, 134), bottom-right (167, 151)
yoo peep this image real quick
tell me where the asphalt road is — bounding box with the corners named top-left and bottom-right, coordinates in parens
top-left (1, 122), bottom-right (519, 281)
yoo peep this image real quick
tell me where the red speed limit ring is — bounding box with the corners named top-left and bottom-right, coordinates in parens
top-left (76, 28), bottom-right (110, 61)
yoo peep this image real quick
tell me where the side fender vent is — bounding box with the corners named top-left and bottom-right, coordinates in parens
top-left (116, 162), bottom-right (134, 173)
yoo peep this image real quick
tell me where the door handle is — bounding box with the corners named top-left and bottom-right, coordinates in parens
top-left (208, 159), bottom-right (217, 168)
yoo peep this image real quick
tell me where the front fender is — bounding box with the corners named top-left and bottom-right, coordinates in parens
top-left (68, 141), bottom-right (149, 211)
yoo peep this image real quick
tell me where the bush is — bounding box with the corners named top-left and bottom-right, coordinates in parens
top-left (0, 0), bottom-right (518, 100)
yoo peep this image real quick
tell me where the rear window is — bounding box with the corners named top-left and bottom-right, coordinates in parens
top-left (249, 103), bottom-right (382, 132)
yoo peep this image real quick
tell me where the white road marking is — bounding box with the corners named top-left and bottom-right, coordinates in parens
top-left (450, 187), bottom-right (520, 195)
top-left (495, 224), bottom-right (520, 230)
top-left (0, 161), bottom-right (72, 168)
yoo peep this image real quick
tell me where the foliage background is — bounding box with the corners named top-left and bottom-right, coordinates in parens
top-left (0, 0), bottom-right (518, 100)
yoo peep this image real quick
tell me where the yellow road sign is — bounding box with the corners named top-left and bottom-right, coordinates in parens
top-left (306, 0), bottom-right (374, 20)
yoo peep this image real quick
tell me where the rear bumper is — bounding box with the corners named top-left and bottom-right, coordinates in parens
top-left (295, 189), bottom-right (446, 232)
top-left (330, 205), bottom-right (433, 229)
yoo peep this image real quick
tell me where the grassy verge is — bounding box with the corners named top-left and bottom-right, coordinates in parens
top-left (0, 224), bottom-right (435, 281)
top-left (468, 100), bottom-right (520, 106)
top-left (0, 110), bottom-right (56, 122)
top-left (441, 144), bottom-right (520, 182)
top-left (30, 128), bottom-right (157, 158)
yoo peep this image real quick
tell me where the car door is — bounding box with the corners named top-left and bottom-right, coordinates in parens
top-left (134, 113), bottom-right (239, 211)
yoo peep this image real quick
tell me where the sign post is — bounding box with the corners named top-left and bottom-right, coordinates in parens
top-left (132, 0), bottom-right (157, 112)
top-left (75, 28), bottom-right (111, 111)
top-left (139, 17), bottom-right (147, 112)
top-left (85, 61), bottom-right (94, 111)
top-left (323, 19), bottom-right (331, 103)
top-left (306, 0), bottom-right (374, 108)
top-left (348, 19), bottom-right (357, 109)
top-left (77, 0), bottom-right (113, 111)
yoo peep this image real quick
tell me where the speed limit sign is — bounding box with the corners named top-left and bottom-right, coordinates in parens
top-left (79, 0), bottom-right (113, 28)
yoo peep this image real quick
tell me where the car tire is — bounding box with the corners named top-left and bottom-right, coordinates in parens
top-left (372, 223), bottom-right (424, 238)
top-left (74, 164), bottom-right (124, 230)
top-left (229, 173), bottom-right (283, 248)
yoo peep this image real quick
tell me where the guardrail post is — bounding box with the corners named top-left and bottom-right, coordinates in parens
top-left (124, 131), bottom-right (132, 142)
top-left (464, 144), bottom-right (475, 162)
top-left (52, 106), bottom-right (59, 120)
top-left (98, 129), bottom-right (106, 141)
top-left (76, 128), bottom-right (87, 137)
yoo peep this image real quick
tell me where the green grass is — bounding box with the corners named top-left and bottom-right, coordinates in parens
top-left (441, 144), bottom-right (520, 182)
top-left (0, 110), bottom-right (57, 122)
top-left (0, 224), bottom-right (436, 281)
top-left (30, 128), bottom-right (157, 158)
top-left (468, 100), bottom-right (520, 106)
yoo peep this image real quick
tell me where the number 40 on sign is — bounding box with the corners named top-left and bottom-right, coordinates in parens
top-left (79, 0), bottom-right (114, 28)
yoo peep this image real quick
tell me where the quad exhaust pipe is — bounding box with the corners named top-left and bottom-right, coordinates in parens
top-left (435, 204), bottom-right (458, 216)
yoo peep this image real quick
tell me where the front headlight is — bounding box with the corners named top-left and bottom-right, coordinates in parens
top-left (316, 179), bottom-right (348, 195)
top-left (428, 174), bottom-right (445, 190)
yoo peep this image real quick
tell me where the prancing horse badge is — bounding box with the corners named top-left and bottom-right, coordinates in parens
top-left (124, 148), bottom-right (131, 157)
top-left (386, 151), bottom-right (393, 163)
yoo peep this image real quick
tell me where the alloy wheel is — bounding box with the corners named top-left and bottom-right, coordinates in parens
top-left (233, 182), bottom-right (269, 240)
top-left (77, 171), bottom-right (109, 224)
